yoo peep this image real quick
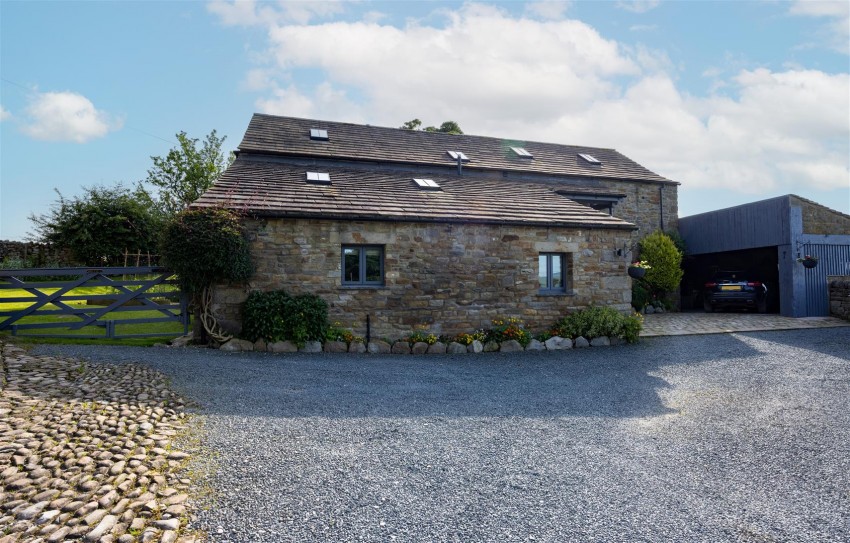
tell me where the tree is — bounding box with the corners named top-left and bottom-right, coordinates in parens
top-left (143, 130), bottom-right (233, 216)
top-left (400, 118), bottom-right (464, 134)
top-left (638, 230), bottom-right (684, 302)
top-left (159, 207), bottom-right (252, 343)
top-left (29, 185), bottom-right (162, 266)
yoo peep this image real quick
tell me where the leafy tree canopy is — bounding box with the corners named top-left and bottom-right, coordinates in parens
top-left (29, 185), bottom-right (162, 266)
top-left (159, 207), bottom-right (251, 296)
top-left (400, 119), bottom-right (464, 134)
top-left (142, 130), bottom-right (233, 216)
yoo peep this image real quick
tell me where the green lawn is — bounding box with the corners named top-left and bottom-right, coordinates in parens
top-left (0, 283), bottom-right (189, 346)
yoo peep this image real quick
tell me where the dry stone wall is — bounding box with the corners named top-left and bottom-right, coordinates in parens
top-left (794, 196), bottom-right (850, 235)
top-left (0, 240), bottom-right (70, 267)
top-left (213, 218), bottom-right (634, 339)
top-left (829, 275), bottom-right (850, 320)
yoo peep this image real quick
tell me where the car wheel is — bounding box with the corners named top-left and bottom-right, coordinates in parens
top-left (757, 299), bottom-right (767, 313)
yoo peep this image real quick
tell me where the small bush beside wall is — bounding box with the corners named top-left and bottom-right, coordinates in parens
top-left (554, 306), bottom-right (643, 344)
top-left (241, 290), bottom-right (328, 346)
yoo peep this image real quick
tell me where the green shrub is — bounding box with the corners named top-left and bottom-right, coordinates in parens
top-left (486, 316), bottom-right (531, 347)
top-left (554, 306), bottom-right (643, 342)
top-left (281, 293), bottom-right (328, 346)
top-left (242, 290), bottom-right (327, 346)
top-left (622, 313), bottom-right (644, 344)
top-left (638, 231), bottom-right (683, 298)
top-left (326, 322), bottom-right (359, 344)
top-left (453, 330), bottom-right (486, 346)
top-left (242, 290), bottom-right (290, 342)
top-left (664, 229), bottom-right (687, 256)
top-left (160, 207), bottom-right (252, 296)
top-left (405, 330), bottom-right (438, 345)
top-left (632, 282), bottom-right (651, 311)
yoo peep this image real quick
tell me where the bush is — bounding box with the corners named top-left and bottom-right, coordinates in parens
top-left (29, 185), bottom-right (162, 266)
top-left (555, 306), bottom-right (622, 339)
top-left (486, 317), bottom-right (531, 347)
top-left (242, 290), bottom-right (328, 346)
top-left (622, 313), bottom-right (644, 344)
top-left (554, 306), bottom-right (643, 343)
top-left (638, 231), bottom-right (683, 298)
top-left (281, 293), bottom-right (328, 346)
top-left (242, 290), bottom-right (290, 342)
top-left (160, 207), bottom-right (252, 296)
top-left (453, 330), bottom-right (486, 346)
top-left (632, 282), bottom-right (651, 311)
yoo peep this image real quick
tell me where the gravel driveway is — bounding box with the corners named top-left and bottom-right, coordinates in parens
top-left (34, 328), bottom-right (850, 542)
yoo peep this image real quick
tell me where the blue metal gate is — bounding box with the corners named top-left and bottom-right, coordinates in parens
top-left (0, 266), bottom-right (188, 339)
top-left (803, 243), bottom-right (850, 316)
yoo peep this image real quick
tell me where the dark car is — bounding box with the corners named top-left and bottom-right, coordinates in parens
top-left (703, 270), bottom-right (768, 313)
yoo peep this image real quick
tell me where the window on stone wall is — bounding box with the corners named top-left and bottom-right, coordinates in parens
top-left (342, 245), bottom-right (384, 286)
top-left (538, 253), bottom-right (569, 294)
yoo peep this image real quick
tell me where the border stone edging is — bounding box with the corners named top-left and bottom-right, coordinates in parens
top-left (208, 335), bottom-right (628, 353)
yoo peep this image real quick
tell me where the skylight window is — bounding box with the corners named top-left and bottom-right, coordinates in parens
top-left (447, 150), bottom-right (470, 162)
top-left (306, 172), bottom-right (331, 185)
top-left (413, 178), bottom-right (441, 190)
top-left (310, 128), bottom-right (329, 141)
top-left (511, 147), bottom-right (533, 158)
top-left (578, 153), bottom-right (602, 165)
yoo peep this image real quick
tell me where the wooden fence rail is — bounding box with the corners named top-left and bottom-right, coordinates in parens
top-left (0, 266), bottom-right (188, 339)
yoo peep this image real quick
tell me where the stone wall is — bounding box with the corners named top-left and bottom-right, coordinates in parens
top-left (793, 196), bottom-right (850, 235)
top-left (214, 218), bottom-right (634, 338)
top-left (0, 240), bottom-right (70, 267)
top-left (828, 275), bottom-right (850, 320)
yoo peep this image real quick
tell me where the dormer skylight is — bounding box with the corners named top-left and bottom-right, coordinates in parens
top-left (447, 150), bottom-right (470, 162)
top-left (578, 153), bottom-right (602, 165)
top-left (306, 172), bottom-right (331, 185)
top-left (413, 178), bottom-right (441, 190)
top-left (511, 147), bottom-right (533, 158)
top-left (310, 128), bottom-right (329, 141)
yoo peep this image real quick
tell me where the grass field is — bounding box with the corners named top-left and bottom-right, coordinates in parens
top-left (0, 283), bottom-right (189, 346)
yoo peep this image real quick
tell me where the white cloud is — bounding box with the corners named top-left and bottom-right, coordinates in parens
top-left (208, 0), bottom-right (345, 27)
top-left (525, 1), bottom-right (572, 20)
top-left (22, 91), bottom-right (121, 143)
top-left (616, 0), bottom-right (661, 14)
top-left (0, 105), bottom-right (10, 121)
top-left (789, 0), bottom-right (850, 54)
top-left (211, 2), bottom-right (850, 200)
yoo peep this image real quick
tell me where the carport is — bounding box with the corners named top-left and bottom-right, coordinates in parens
top-left (679, 195), bottom-right (850, 317)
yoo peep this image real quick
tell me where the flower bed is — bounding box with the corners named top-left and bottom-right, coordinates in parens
top-left (212, 311), bottom-right (643, 353)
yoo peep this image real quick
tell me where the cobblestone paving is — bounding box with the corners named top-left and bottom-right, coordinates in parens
top-left (0, 342), bottom-right (198, 543)
top-left (641, 312), bottom-right (850, 337)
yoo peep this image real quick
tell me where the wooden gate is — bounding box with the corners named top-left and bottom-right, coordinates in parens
top-left (0, 267), bottom-right (188, 339)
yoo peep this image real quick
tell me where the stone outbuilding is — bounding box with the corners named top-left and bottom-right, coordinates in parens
top-left (195, 114), bottom-right (678, 337)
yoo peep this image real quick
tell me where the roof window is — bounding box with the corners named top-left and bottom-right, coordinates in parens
top-left (306, 172), bottom-right (331, 185)
top-left (511, 147), bottom-right (533, 158)
top-left (578, 153), bottom-right (602, 165)
top-left (413, 178), bottom-right (441, 190)
top-left (447, 150), bottom-right (469, 162)
top-left (310, 128), bottom-right (329, 141)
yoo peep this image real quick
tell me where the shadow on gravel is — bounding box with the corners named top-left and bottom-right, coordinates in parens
top-left (32, 332), bottom-right (769, 421)
top-left (743, 327), bottom-right (850, 360)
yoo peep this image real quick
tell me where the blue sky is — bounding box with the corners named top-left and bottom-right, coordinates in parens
top-left (2, 0), bottom-right (848, 241)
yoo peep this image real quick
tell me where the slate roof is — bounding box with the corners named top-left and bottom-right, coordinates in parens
top-left (193, 158), bottom-right (637, 230)
top-left (239, 114), bottom-right (675, 185)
